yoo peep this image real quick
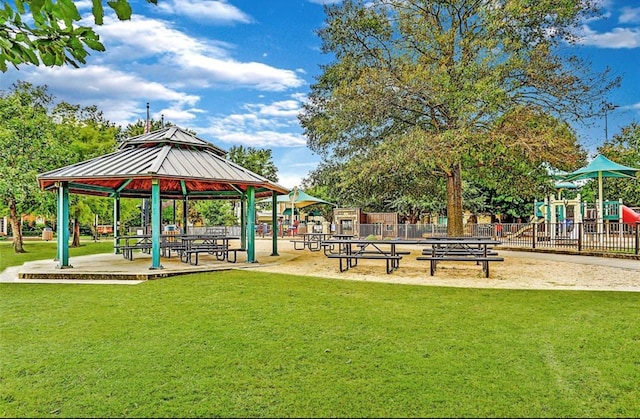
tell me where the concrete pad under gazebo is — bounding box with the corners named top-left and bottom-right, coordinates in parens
top-left (37, 126), bottom-right (290, 270)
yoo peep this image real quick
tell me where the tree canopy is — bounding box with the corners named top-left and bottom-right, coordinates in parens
top-left (0, 0), bottom-right (156, 71)
top-left (0, 82), bottom-right (68, 251)
top-left (300, 0), bottom-right (618, 235)
top-left (227, 145), bottom-right (279, 183)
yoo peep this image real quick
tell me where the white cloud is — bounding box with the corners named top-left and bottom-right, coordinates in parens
top-left (211, 130), bottom-right (307, 148)
top-left (577, 25), bottom-right (640, 48)
top-left (96, 15), bottom-right (229, 59)
top-left (93, 15), bottom-right (305, 91)
top-left (21, 65), bottom-right (201, 125)
top-left (307, 0), bottom-right (342, 5)
top-left (619, 7), bottom-right (640, 24)
top-left (202, 95), bottom-right (308, 148)
top-left (248, 100), bottom-right (302, 118)
top-left (178, 55), bottom-right (304, 91)
top-left (156, 0), bottom-right (253, 24)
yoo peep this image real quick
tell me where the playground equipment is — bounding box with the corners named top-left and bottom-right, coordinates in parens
top-left (531, 192), bottom-right (640, 245)
top-left (534, 193), bottom-right (583, 241)
top-left (621, 204), bottom-right (640, 224)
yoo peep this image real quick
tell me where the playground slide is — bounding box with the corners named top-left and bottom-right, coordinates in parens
top-left (621, 205), bottom-right (640, 224)
top-left (503, 218), bottom-right (544, 239)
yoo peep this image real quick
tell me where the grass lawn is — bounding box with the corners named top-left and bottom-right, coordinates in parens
top-left (1, 241), bottom-right (639, 418)
top-left (0, 239), bottom-right (114, 272)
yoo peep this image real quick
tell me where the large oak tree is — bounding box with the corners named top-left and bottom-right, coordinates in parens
top-left (300, 0), bottom-right (617, 235)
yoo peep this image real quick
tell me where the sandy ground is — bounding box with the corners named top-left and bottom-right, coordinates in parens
top-left (249, 238), bottom-right (640, 292)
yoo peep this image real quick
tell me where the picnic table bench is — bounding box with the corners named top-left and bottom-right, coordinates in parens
top-left (417, 238), bottom-right (503, 278)
top-left (118, 235), bottom-right (153, 261)
top-left (322, 238), bottom-right (416, 274)
top-left (326, 253), bottom-right (402, 274)
top-left (116, 234), bottom-right (242, 265)
top-left (179, 235), bottom-right (242, 265)
top-left (291, 233), bottom-right (334, 251)
top-left (181, 246), bottom-right (242, 265)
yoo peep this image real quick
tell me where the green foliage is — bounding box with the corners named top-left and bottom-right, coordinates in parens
top-left (194, 200), bottom-right (238, 226)
top-left (300, 0), bottom-right (614, 234)
top-left (0, 81), bottom-right (122, 250)
top-left (117, 119), bottom-right (176, 141)
top-left (0, 0), bottom-right (156, 71)
top-left (50, 101), bottom-right (119, 245)
top-left (0, 82), bottom-right (67, 223)
top-left (227, 145), bottom-right (279, 182)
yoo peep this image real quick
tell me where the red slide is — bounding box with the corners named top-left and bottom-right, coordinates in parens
top-left (621, 205), bottom-right (640, 224)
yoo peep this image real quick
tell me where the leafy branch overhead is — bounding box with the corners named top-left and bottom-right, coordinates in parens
top-left (0, 0), bottom-right (156, 71)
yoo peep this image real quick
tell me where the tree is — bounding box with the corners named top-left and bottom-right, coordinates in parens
top-left (117, 119), bottom-right (175, 141)
top-left (0, 0), bottom-right (156, 71)
top-left (300, 0), bottom-right (615, 235)
top-left (194, 201), bottom-right (237, 226)
top-left (0, 82), bottom-right (67, 252)
top-left (194, 145), bottom-right (281, 227)
top-left (227, 145), bottom-right (279, 183)
top-left (52, 102), bottom-right (119, 246)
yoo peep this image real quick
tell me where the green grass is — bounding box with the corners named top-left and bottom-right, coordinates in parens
top-left (0, 239), bottom-right (114, 272)
top-left (1, 242), bottom-right (639, 418)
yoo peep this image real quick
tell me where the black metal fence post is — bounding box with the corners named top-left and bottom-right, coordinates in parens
top-left (578, 222), bottom-right (582, 252)
top-left (532, 222), bottom-right (536, 249)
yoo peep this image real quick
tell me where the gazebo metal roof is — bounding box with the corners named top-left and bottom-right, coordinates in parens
top-left (38, 126), bottom-right (289, 199)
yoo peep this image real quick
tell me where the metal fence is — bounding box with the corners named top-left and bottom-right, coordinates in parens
top-left (181, 221), bottom-right (639, 255)
top-left (188, 225), bottom-right (241, 236)
top-left (332, 222), bottom-right (640, 255)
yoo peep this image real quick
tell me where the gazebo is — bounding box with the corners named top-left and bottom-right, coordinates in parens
top-left (37, 126), bottom-right (289, 270)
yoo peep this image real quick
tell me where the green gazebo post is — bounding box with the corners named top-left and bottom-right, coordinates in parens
top-left (247, 186), bottom-right (256, 262)
top-left (271, 190), bottom-right (279, 256)
top-left (56, 182), bottom-right (72, 269)
top-left (150, 178), bottom-right (163, 270)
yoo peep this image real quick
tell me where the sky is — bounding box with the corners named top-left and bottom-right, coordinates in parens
top-left (1, 0), bottom-right (639, 190)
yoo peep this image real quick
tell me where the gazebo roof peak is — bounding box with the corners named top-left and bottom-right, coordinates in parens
top-left (38, 124), bottom-right (289, 200)
top-left (121, 126), bottom-right (227, 156)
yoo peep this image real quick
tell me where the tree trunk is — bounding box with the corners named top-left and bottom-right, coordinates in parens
top-left (71, 218), bottom-right (81, 247)
top-left (446, 162), bottom-right (464, 237)
top-left (8, 199), bottom-right (25, 253)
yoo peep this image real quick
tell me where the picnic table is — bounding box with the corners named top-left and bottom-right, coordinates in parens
top-left (417, 237), bottom-right (503, 277)
top-left (117, 235), bottom-right (154, 260)
top-left (290, 233), bottom-right (334, 251)
top-left (179, 234), bottom-right (242, 265)
top-left (117, 234), bottom-right (242, 265)
top-left (321, 238), bottom-right (416, 274)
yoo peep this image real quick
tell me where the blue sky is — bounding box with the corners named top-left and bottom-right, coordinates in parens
top-left (0, 0), bottom-right (639, 189)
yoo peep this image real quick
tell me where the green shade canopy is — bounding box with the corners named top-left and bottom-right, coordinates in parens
top-left (561, 154), bottom-right (639, 182)
top-left (259, 189), bottom-right (336, 208)
top-left (283, 208), bottom-right (299, 216)
top-left (561, 155), bottom-right (639, 234)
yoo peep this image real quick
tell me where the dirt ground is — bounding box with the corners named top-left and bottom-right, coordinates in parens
top-left (249, 238), bottom-right (640, 292)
